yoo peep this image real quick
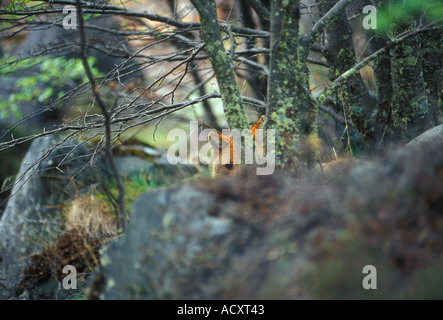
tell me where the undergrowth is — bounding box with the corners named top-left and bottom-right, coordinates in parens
top-left (15, 172), bottom-right (167, 299)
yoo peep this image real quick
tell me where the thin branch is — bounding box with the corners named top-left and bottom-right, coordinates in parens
top-left (2, 0), bottom-right (269, 37)
top-left (75, 0), bottom-right (126, 233)
top-left (307, 57), bottom-right (329, 68)
top-left (0, 93), bottom-right (223, 152)
top-left (235, 55), bottom-right (269, 76)
top-left (318, 100), bottom-right (354, 127)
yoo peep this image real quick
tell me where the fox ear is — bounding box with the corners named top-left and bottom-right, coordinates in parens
top-left (251, 115), bottom-right (265, 138)
top-left (208, 132), bottom-right (220, 151)
top-left (208, 132), bottom-right (231, 152)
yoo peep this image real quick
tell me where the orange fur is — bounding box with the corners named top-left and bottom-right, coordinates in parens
top-left (208, 116), bottom-right (264, 177)
top-left (208, 115), bottom-right (354, 176)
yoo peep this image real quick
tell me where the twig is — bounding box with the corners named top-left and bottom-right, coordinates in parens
top-left (3, 0), bottom-right (270, 37)
top-left (75, 0), bottom-right (126, 233)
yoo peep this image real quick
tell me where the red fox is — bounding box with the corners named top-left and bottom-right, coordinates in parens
top-left (208, 116), bottom-right (264, 177)
top-left (207, 115), bottom-right (354, 177)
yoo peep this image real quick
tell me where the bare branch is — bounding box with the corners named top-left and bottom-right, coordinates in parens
top-left (1, 0), bottom-right (269, 37)
top-left (74, 0), bottom-right (126, 232)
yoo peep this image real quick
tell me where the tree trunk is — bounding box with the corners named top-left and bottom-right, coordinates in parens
top-left (421, 31), bottom-right (443, 124)
top-left (191, 0), bottom-right (249, 131)
top-left (319, 0), bottom-right (376, 145)
top-left (266, 0), bottom-right (315, 169)
top-left (388, 8), bottom-right (437, 143)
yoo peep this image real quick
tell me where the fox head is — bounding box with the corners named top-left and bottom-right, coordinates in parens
top-left (208, 116), bottom-right (264, 177)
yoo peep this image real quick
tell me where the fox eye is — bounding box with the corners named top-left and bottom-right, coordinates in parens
top-left (224, 163), bottom-right (234, 171)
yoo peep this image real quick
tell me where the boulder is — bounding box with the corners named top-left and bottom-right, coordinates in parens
top-left (0, 137), bottom-right (105, 299)
top-left (0, 136), bottom-right (200, 299)
top-left (93, 140), bottom-right (443, 299)
top-left (404, 124), bottom-right (443, 152)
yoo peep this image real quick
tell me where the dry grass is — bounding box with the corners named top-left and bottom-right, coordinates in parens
top-left (64, 195), bottom-right (117, 237)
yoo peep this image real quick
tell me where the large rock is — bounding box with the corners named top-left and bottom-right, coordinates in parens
top-left (0, 137), bottom-right (105, 299)
top-left (92, 140), bottom-right (443, 299)
top-left (0, 136), bottom-right (200, 299)
top-left (404, 124), bottom-right (443, 152)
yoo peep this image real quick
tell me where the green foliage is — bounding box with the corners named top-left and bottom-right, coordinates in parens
top-left (95, 172), bottom-right (167, 216)
top-left (6, 0), bottom-right (36, 4)
top-left (373, 0), bottom-right (443, 36)
top-left (0, 56), bottom-right (102, 119)
top-left (1, 0), bottom-right (45, 19)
